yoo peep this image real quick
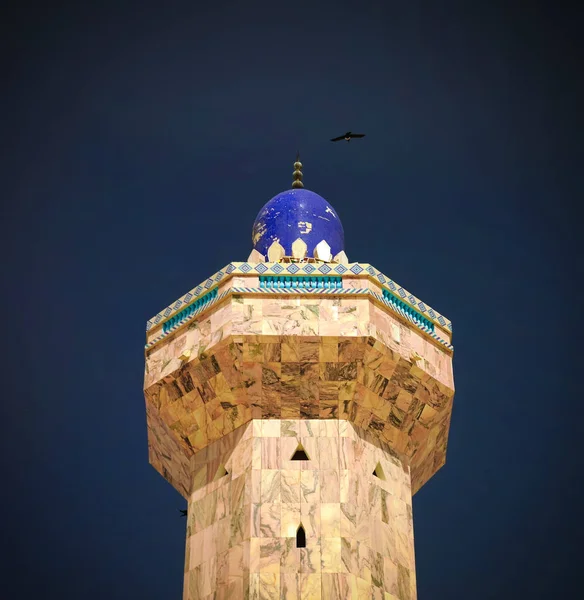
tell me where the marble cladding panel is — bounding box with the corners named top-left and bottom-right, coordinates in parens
top-left (146, 296), bottom-right (452, 389)
top-left (368, 303), bottom-right (453, 389)
top-left (183, 420), bottom-right (416, 600)
top-left (145, 333), bottom-right (454, 496)
top-left (146, 404), bottom-right (192, 498)
top-left (145, 300), bottom-right (234, 388)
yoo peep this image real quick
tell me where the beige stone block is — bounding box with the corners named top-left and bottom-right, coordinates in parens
top-left (322, 573), bottom-right (350, 597)
top-left (317, 437), bottom-right (339, 469)
top-left (356, 541), bottom-right (371, 583)
top-left (260, 503), bottom-right (281, 538)
top-left (300, 419), bottom-right (321, 437)
top-left (298, 469), bottom-right (318, 502)
top-left (339, 438), bottom-right (355, 470)
top-left (260, 470), bottom-right (281, 502)
top-left (248, 538), bottom-right (261, 572)
top-left (259, 538), bottom-right (282, 573)
top-left (418, 403), bottom-right (438, 427)
top-left (189, 529), bottom-right (205, 569)
top-left (321, 537), bottom-right (342, 572)
top-left (216, 576), bottom-right (242, 599)
top-left (298, 573), bottom-right (321, 599)
top-left (321, 503), bottom-right (341, 537)
top-left (281, 420), bottom-right (300, 437)
top-left (321, 419), bottom-right (339, 437)
top-left (216, 517), bottom-right (231, 554)
top-left (320, 469), bottom-right (340, 503)
top-left (249, 572), bottom-right (260, 599)
top-left (319, 340), bottom-right (338, 362)
top-left (353, 576), bottom-right (372, 600)
top-left (301, 503), bottom-right (321, 538)
top-left (192, 464), bottom-right (208, 497)
top-left (252, 438), bottom-right (262, 469)
top-left (339, 469), bottom-right (351, 503)
top-left (299, 437), bottom-right (318, 467)
top-left (300, 543), bottom-right (321, 573)
top-left (259, 572), bottom-right (280, 600)
top-left (280, 437), bottom-right (302, 470)
top-left (201, 556), bottom-right (217, 596)
top-left (397, 563), bottom-right (412, 600)
top-left (280, 572), bottom-right (299, 598)
top-left (281, 469), bottom-right (301, 503)
top-left (281, 503), bottom-right (301, 538)
top-left (261, 420), bottom-right (281, 437)
top-left (251, 469), bottom-right (261, 500)
top-left (250, 504), bottom-right (261, 537)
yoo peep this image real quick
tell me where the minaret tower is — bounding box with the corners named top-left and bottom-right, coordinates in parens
top-left (143, 157), bottom-right (455, 599)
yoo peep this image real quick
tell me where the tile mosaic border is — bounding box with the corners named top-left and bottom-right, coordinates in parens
top-left (146, 262), bottom-right (452, 333)
top-left (146, 290), bottom-right (230, 349)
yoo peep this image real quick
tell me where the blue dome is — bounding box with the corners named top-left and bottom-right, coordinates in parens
top-left (252, 188), bottom-right (344, 258)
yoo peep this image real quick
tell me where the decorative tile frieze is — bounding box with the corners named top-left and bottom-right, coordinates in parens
top-left (259, 275), bottom-right (342, 289)
top-left (146, 263), bottom-right (452, 334)
top-left (145, 286), bottom-right (453, 352)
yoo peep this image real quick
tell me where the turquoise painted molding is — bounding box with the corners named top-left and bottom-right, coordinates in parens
top-left (382, 289), bottom-right (435, 332)
top-left (259, 275), bottom-right (342, 289)
top-left (162, 288), bottom-right (218, 334)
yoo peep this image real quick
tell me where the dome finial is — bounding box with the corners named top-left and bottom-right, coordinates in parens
top-left (292, 151), bottom-right (304, 189)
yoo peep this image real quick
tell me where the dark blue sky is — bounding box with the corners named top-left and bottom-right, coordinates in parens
top-left (2, 1), bottom-right (580, 598)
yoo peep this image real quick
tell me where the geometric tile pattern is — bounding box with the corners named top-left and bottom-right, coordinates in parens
top-left (236, 287), bottom-right (366, 296)
top-left (145, 291), bottom-right (229, 350)
top-left (381, 290), bottom-right (434, 332)
top-left (146, 262), bottom-right (452, 333)
top-left (259, 276), bottom-right (343, 289)
top-left (163, 288), bottom-right (218, 334)
top-left (182, 419), bottom-right (417, 599)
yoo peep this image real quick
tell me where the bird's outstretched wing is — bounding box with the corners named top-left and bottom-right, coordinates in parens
top-left (350, 134), bottom-right (366, 138)
top-left (330, 135), bottom-right (345, 142)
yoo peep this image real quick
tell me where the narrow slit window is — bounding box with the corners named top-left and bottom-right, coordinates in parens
top-left (291, 443), bottom-right (310, 461)
top-left (296, 524), bottom-right (306, 548)
top-left (213, 464), bottom-right (229, 481)
top-left (372, 462), bottom-right (386, 480)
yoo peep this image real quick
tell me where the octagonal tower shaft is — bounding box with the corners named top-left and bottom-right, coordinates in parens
top-left (183, 419), bottom-right (416, 599)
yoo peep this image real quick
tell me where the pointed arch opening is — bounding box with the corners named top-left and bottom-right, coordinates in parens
top-left (296, 524), bottom-right (306, 548)
top-left (372, 462), bottom-right (386, 480)
top-left (291, 443), bottom-right (310, 461)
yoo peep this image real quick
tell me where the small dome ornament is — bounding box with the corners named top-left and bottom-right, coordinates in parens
top-left (292, 151), bottom-right (304, 189)
top-left (251, 155), bottom-right (347, 262)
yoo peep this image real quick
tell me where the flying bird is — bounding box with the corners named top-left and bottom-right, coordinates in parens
top-left (330, 131), bottom-right (366, 142)
top-left (179, 509), bottom-right (187, 517)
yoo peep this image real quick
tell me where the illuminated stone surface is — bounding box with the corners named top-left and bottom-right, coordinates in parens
top-left (144, 273), bottom-right (454, 599)
top-left (182, 420), bottom-right (416, 599)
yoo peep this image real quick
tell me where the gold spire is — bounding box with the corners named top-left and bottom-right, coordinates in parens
top-left (292, 151), bottom-right (304, 189)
